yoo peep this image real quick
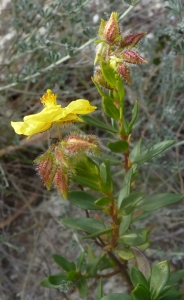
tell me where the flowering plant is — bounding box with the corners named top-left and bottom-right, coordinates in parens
top-left (11, 11), bottom-right (184, 300)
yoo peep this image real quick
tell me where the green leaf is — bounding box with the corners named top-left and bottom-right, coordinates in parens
top-left (71, 156), bottom-right (101, 191)
top-left (81, 115), bottom-right (119, 133)
top-left (121, 228), bottom-right (150, 246)
top-left (77, 251), bottom-right (85, 272)
top-left (48, 272), bottom-right (67, 285)
top-left (132, 284), bottom-right (151, 300)
top-left (99, 160), bottom-right (114, 193)
top-left (150, 260), bottom-right (170, 300)
top-left (86, 245), bottom-right (105, 277)
top-left (119, 213), bottom-right (132, 235)
top-left (101, 60), bottom-right (117, 87)
top-left (118, 167), bottom-right (133, 208)
top-left (93, 153), bottom-right (121, 166)
top-left (82, 227), bottom-right (113, 239)
top-left (61, 218), bottom-right (105, 234)
top-left (52, 254), bottom-right (75, 271)
top-left (101, 294), bottom-right (133, 300)
top-left (103, 96), bottom-right (120, 120)
top-left (130, 266), bottom-right (149, 290)
top-left (40, 277), bottom-right (58, 289)
top-left (168, 269), bottom-right (184, 285)
top-left (130, 140), bottom-right (142, 163)
top-left (67, 191), bottom-right (102, 210)
top-left (117, 248), bottom-right (134, 260)
top-left (133, 140), bottom-right (175, 164)
top-left (107, 140), bottom-right (129, 153)
top-left (95, 196), bottom-right (111, 206)
top-left (96, 278), bottom-right (103, 300)
top-left (75, 276), bottom-right (88, 297)
top-left (116, 77), bottom-right (125, 102)
top-left (120, 192), bottom-right (145, 215)
top-left (131, 247), bottom-right (151, 281)
top-left (132, 212), bottom-right (151, 223)
top-left (128, 100), bottom-right (138, 132)
top-left (139, 193), bottom-right (184, 211)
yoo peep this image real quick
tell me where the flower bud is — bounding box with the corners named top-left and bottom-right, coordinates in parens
top-left (103, 12), bottom-right (120, 44)
top-left (93, 67), bottom-right (114, 90)
top-left (117, 63), bottom-right (131, 85)
top-left (53, 166), bottom-right (69, 199)
top-left (121, 32), bottom-right (146, 49)
top-left (55, 145), bottom-right (68, 167)
top-left (35, 152), bottom-right (57, 190)
top-left (62, 134), bottom-right (101, 156)
top-left (121, 50), bottom-right (147, 64)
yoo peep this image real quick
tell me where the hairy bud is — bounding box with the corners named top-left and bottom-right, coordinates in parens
top-left (35, 152), bottom-right (57, 190)
top-left (121, 32), bottom-right (146, 49)
top-left (103, 12), bottom-right (120, 44)
top-left (63, 133), bottom-right (101, 156)
top-left (121, 50), bottom-right (147, 64)
top-left (53, 166), bottom-right (69, 199)
top-left (117, 63), bottom-right (131, 85)
top-left (93, 67), bottom-right (114, 89)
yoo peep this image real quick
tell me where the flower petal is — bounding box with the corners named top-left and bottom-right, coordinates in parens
top-left (11, 121), bottom-right (52, 138)
top-left (65, 100), bottom-right (96, 114)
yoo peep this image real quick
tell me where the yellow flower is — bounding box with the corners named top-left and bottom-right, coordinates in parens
top-left (11, 89), bottom-right (96, 138)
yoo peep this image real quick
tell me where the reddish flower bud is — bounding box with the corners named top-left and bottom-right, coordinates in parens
top-left (53, 166), bottom-right (69, 199)
top-left (103, 12), bottom-right (120, 44)
top-left (35, 152), bottom-right (57, 190)
top-left (121, 32), bottom-right (146, 49)
top-left (121, 50), bottom-right (147, 64)
top-left (63, 134), bottom-right (101, 155)
top-left (55, 146), bottom-right (68, 167)
top-left (117, 63), bottom-right (131, 85)
top-left (93, 67), bottom-right (114, 90)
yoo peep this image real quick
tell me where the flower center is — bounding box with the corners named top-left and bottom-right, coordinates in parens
top-left (40, 89), bottom-right (58, 107)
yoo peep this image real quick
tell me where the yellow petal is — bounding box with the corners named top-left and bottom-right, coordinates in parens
top-left (57, 113), bottom-right (83, 124)
top-left (23, 105), bottom-right (65, 123)
top-left (11, 121), bottom-right (52, 138)
top-left (65, 100), bottom-right (96, 114)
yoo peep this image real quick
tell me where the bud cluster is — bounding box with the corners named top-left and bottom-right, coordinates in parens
top-left (94, 12), bottom-right (147, 85)
top-left (34, 133), bottom-right (100, 198)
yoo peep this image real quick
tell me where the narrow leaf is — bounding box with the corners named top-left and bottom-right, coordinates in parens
top-left (120, 192), bottom-right (145, 215)
top-left (150, 261), bottom-right (170, 300)
top-left (82, 227), bottom-right (113, 239)
top-left (107, 140), bottom-right (129, 153)
top-left (77, 251), bottom-right (85, 272)
top-left (128, 100), bottom-right (138, 132)
top-left (118, 167), bottom-right (133, 208)
top-left (168, 269), bottom-right (184, 285)
top-left (121, 228), bottom-right (150, 246)
top-left (139, 193), bottom-right (184, 211)
top-left (131, 247), bottom-right (151, 280)
top-left (103, 96), bottom-right (120, 120)
top-left (130, 266), bottom-right (149, 290)
top-left (96, 278), bottom-right (103, 300)
top-left (52, 254), bottom-right (75, 271)
top-left (132, 284), bottom-right (151, 300)
top-left (61, 218), bottom-right (105, 234)
top-left (119, 213), bottom-right (132, 235)
top-left (81, 115), bottom-right (119, 133)
top-left (40, 277), bottom-right (58, 289)
top-left (67, 191), bottom-right (102, 210)
top-left (48, 273), bottom-right (67, 285)
top-left (76, 276), bottom-right (88, 297)
top-left (133, 140), bottom-right (174, 164)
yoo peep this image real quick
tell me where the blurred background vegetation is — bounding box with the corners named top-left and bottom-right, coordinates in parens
top-left (0, 0), bottom-right (184, 299)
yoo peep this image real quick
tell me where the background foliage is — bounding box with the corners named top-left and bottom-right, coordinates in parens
top-left (0, 0), bottom-right (184, 299)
